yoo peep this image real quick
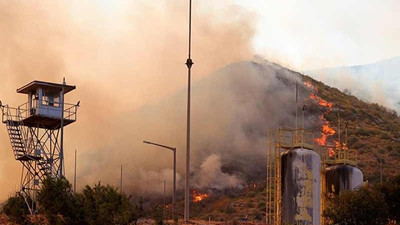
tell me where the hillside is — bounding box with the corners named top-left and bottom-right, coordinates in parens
top-left (302, 74), bottom-right (400, 182)
top-left (306, 56), bottom-right (400, 112)
top-left (177, 59), bottom-right (400, 221)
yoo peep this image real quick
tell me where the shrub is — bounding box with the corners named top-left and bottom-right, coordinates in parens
top-left (324, 187), bottom-right (388, 225)
top-left (1, 192), bottom-right (30, 225)
top-left (378, 175), bottom-right (400, 222)
top-left (37, 177), bottom-right (83, 225)
top-left (258, 202), bottom-right (266, 211)
top-left (224, 205), bottom-right (236, 214)
top-left (152, 204), bottom-right (164, 225)
top-left (76, 182), bottom-right (137, 225)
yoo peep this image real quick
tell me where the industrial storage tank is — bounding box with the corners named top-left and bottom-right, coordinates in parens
top-left (325, 165), bottom-right (363, 195)
top-left (281, 148), bottom-right (321, 225)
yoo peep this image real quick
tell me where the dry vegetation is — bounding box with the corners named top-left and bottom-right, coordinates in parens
top-left (303, 75), bottom-right (400, 182)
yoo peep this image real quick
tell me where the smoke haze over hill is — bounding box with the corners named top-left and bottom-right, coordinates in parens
top-left (0, 0), bottom-right (255, 200)
top-left (306, 57), bottom-right (400, 113)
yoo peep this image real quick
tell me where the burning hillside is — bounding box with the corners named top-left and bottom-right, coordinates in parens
top-left (184, 61), bottom-right (400, 220)
top-left (118, 59), bottom-right (308, 195)
top-left (103, 58), bottom-right (400, 199)
top-left (304, 81), bottom-right (336, 156)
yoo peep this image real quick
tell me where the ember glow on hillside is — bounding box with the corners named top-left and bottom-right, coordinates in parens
top-left (192, 190), bottom-right (209, 203)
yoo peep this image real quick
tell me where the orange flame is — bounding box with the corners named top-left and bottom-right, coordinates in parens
top-left (328, 148), bottom-right (336, 157)
top-left (304, 81), bottom-right (335, 149)
top-left (334, 140), bottom-right (340, 149)
top-left (310, 93), bottom-right (333, 110)
top-left (192, 190), bottom-right (209, 202)
top-left (342, 142), bottom-right (348, 150)
top-left (304, 81), bottom-right (350, 158)
top-left (304, 81), bottom-right (314, 89)
top-left (333, 140), bottom-right (348, 151)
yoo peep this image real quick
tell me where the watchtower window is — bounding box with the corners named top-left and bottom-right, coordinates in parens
top-left (42, 92), bottom-right (60, 107)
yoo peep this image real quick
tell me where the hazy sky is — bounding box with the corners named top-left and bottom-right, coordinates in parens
top-left (235, 0), bottom-right (400, 70)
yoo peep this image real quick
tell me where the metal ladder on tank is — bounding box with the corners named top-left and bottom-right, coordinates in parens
top-left (266, 130), bottom-right (282, 225)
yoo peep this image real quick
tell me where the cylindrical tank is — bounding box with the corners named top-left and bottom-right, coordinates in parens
top-left (281, 148), bottom-right (321, 225)
top-left (325, 165), bottom-right (363, 196)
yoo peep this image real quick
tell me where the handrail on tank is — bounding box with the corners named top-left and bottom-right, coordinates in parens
top-left (322, 145), bottom-right (358, 166)
top-left (274, 127), bottom-right (315, 150)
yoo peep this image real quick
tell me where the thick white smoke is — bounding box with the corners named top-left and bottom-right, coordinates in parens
top-left (194, 154), bottom-right (243, 189)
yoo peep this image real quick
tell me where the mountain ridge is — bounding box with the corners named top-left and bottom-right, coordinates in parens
top-left (305, 56), bottom-right (400, 112)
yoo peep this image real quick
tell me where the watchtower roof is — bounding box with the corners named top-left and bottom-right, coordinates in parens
top-left (17, 80), bottom-right (76, 94)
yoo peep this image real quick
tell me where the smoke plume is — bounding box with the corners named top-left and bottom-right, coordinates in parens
top-left (194, 154), bottom-right (242, 190)
top-left (0, 1), bottom-right (318, 200)
top-left (0, 0), bottom-right (255, 200)
top-left (103, 58), bottom-right (310, 196)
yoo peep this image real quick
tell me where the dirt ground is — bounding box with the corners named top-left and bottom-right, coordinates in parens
top-left (138, 218), bottom-right (265, 225)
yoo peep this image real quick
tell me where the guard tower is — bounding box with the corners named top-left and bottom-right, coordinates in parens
top-left (0, 79), bottom-right (79, 214)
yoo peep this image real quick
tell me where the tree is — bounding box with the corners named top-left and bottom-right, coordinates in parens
top-left (131, 197), bottom-right (144, 224)
top-left (37, 177), bottom-right (84, 225)
top-left (1, 192), bottom-right (30, 225)
top-left (324, 187), bottom-right (388, 225)
top-left (378, 174), bottom-right (400, 222)
top-left (76, 182), bottom-right (137, 225)
top-left (152, 204), bottom-right (164, 225)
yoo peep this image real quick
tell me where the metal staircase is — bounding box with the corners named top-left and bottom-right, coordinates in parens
top-left (2, 106), bottom-right (41, 162)
top-left (2, 106), bottom-right (27, 159)
top-left (6, 120), bottom-right (26, 160)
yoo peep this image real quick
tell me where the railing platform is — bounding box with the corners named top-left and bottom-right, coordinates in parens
top-left (274, 127), bottom-right (315, 150)
top-left (322, 146), bottom-right (358, 166)
top-left (17, 154), bottom-right (42, 161)
top-left (1, 100), bottom-right (78, 129)
top-left (21, 115), bottom-right (75, 129)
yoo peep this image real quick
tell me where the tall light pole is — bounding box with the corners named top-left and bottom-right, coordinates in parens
top-left (74, 149), bottom-right (77, 193)
top-left (120, 165), bottom-right (123, 194)
top-left (185, 0), bottom-right (193, 221)
top-left (60, 78), bottom-right (65, 177)
top-left (143, 140), bottom-right (176, 214)
top-left (163, 180), bottom-right (166, 219)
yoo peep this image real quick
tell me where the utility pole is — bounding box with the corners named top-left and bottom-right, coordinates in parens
top-left (338, 107), bottom-right (341, 146)
top-left (295, 82), bottom-right (298, 140)
top-left (74, 149), bottom-right (77, 192)
top-left (173, 149), bottom-right (176, 214)
top-left (120, 165), bottom-right (123, 194)
top-left (379, 155), bottom-right (383, 184)
top-left (163, 180), bottom-right (166, 219)
top-left (185, 0), bottom-right (193, 221)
